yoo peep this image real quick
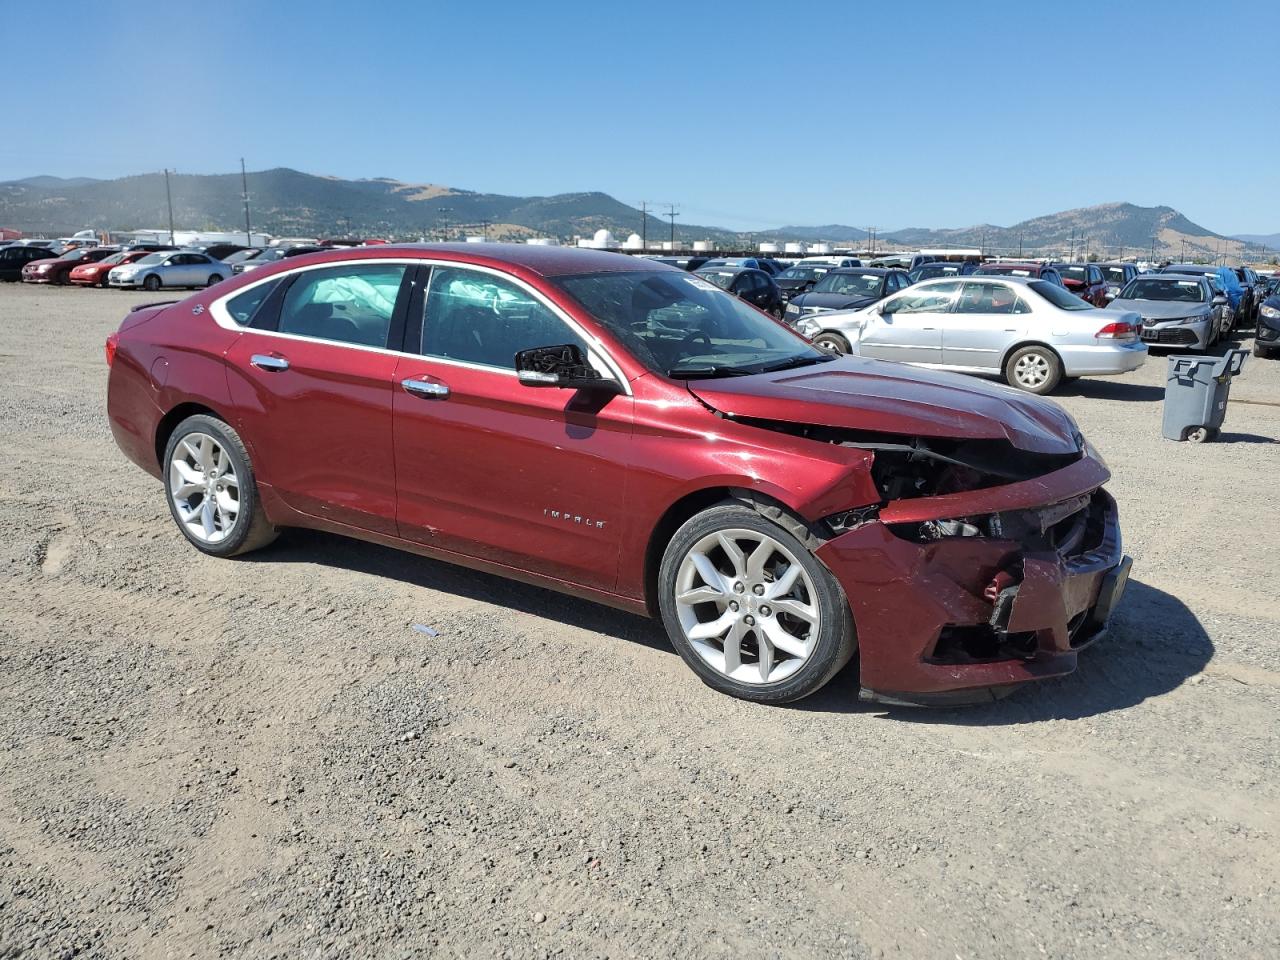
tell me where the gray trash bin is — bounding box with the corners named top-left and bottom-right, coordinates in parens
top-left (1161, 349), bottom-right (1247, 442)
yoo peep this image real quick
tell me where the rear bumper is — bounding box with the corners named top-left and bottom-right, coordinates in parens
top-left (816, 460), bottom-right (1128, 704)
top-left (1059, 341), bottom-right (1147, 376)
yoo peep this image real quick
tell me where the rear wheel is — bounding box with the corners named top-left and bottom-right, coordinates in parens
top-left (813, 332), bottom-right (851, 355)
top-left (162, 414), bottom-right (277, 558)
top-left (207, 274), bottom-right (224, 287)
top-left (143, 274), bottom-right (161, 291)
top-left (1004, 345), bottom-right (1062, 394)
top-left (658, 503), bottom-right (855, 704)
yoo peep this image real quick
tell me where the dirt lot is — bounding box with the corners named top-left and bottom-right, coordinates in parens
top-left (1, 282), bottom-right (1277, 960)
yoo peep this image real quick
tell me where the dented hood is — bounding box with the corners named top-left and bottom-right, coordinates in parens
top-left (687, 356), bottom-right (1081, 455)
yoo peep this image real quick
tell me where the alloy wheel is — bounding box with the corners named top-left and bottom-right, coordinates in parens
top-left (673, 528), bottom-right (819, 685)
top-left (168, 432), bottom-right (240, 544)
top-left (1013, 352), bottom-right (1051, 388)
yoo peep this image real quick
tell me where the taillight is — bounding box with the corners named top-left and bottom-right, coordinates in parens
top-left (1095, 321), bottom-right (1136, 341)
top-left (105, 333), bottom-right (118, 366)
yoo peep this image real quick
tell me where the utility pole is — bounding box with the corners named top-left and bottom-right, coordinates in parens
top-left (162, 169), bottom-right (177, 246)
top-left (437, 206), bottom-right (452, 242)
top-left (665, 203), bottom-right (679, 250)
top-left (867, 227), bottom-right (876, 258)
top-left (1150, 234), bottom-right (1156, 262)
top-left (640, 201), bottom-right (649, 251)
top-left (480, 219), bottom-right (491, 240)
top-left (240, 158), bottom-right (252, 246)
top-left (1018, 231), bottom-right (1023, 257)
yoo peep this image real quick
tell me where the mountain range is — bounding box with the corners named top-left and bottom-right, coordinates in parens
top-left (1, 168), bottom-right (1275, 261)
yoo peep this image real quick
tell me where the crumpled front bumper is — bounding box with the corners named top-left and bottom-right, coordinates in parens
top-left (815, 455), bottom-right (1129, 705)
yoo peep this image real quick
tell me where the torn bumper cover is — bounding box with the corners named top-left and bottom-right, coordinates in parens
top-left (815, 455), bottom-right (1130, 706)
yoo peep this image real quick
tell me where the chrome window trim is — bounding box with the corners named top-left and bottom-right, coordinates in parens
top-left (207, 256), bottom-right (631, 396)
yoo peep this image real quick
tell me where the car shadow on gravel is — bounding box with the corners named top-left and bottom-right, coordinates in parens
top-left (1056, 379), bottom-right (1165, 402)
top-left (250, 529), bottom-right (673, 653)
top-left (800, 579), bottom-right (1213, 723)
top-left (1215, 431), bottom-right (1278, 444)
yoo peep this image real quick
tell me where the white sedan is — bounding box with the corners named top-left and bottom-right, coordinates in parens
top-left (793, 275), bottom-right (1148, 394)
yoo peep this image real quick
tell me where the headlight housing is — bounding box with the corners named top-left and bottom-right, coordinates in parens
top-left (1176, 314), bottom-right (1209, 325)
top-left (1261, 304), bottom-right (1280, 320)
top-left (796, 318), bottom-right (820, 337)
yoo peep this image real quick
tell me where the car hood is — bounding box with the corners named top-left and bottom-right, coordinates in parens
top-left (1111, 298), bottom-right (1208, 320)
top-left (686, 356), bottom-right (1081, 454)
top-left (792, 292), bottom-right (878, 310)
top-left (25, 258), bottom-right (59, 269)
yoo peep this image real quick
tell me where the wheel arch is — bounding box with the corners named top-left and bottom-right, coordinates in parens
top-left (154, 402), bottom-right (230, 469)
top-left (999, 339), bottom-right (1064, 372)
top-left (642, 486), bottom-right (823, 617)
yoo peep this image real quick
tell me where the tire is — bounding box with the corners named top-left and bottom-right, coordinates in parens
top-left (1004, 345), bottom-right (1062, 394)
top-left (99, 275), bottom-right (109, 288)
top-left (162, 414), bottom-right (278, 558)
top-left (1254, 342), bottom-right (1273, 359)
top-left (657, 502), bottom-right (855, 704)
top-left (769, 303), bottom-right (785, 321)
top-left (813, 332), bottom-right (851, 355)
top-left (207, 274), bottom-right (224, 287)
top-left (143, 274), bottom-right (161, 291)
top-left (1184, 426), bottom-right (1212, 443)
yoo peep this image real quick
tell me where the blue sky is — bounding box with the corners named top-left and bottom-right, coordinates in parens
top-left (3, 1), bottom-right (1276, 233)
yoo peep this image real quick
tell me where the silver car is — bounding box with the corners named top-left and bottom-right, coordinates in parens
top-left (1109, 274), bottom-right (1227, 351)
top-left (795, 275), bottom-right (1147, 394)
top-left (108, 251), bottom-right (229, 290)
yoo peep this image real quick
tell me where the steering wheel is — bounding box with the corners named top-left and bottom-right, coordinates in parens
top-left (681, 330), bottom-right (712, 351)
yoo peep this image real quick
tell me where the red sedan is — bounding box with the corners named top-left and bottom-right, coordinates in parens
top-left (22, 245), bottom-right (120, 284)
top-left (70, 249), bottom-right (151, 287)
top-left (105, 244), bottom-right (1131, 705)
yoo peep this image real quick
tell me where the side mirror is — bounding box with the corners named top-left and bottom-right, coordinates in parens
top-left (1104, 289), bottom-right (1118, 301)
top-left (1213, 294), bottom-right (1228, 305)
top-left (515, 343), bottom-right (623, 394)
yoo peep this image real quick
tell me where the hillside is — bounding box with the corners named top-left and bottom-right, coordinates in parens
top-left (0, 168), bottom-right (707, 243)
top-left (1233, 232), bottom-right (1280, 252)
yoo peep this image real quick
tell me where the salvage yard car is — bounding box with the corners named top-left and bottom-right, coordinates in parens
top-left (108, 250), bottom-right (228, 290)
top-left (69, 249), bottom-right (152, 287)
top-left (1109, 274), bottom-right (1228, 350)
top-left (21, 245), bottom-right (121, 284)
top-left (795, 276), bottom-right (1147, 394)
top-left (105, 244), bottom-right (1131, 706)
top-left (783, 267), bottom-right (909, 321)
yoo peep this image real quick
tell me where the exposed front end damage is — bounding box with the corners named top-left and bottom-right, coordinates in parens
top-left (814, 454), bottom-right (1130, 705)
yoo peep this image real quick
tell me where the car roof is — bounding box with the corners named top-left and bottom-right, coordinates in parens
top-left (695, 265), bottom-right (752, 276)
top-left (1143, 273), bottom-right (1208, 283)
top-left (1161, 263), bottom-right (1215, 271)
top-left (828, 267), bottom-right (895, 276)
top-left (251, 242), bottom-right (666, 279)
top-left (918, 274), bottom-right (1034, 286)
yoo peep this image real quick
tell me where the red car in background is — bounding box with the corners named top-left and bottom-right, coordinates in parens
top-left (1054, 263), bottom-right (1110, 307)
top-left (22, 245), bottom-right (120, 284)
top-left (70, 249), bottom-right (152, 287)
top-left (104, 244), bottom-right (1131, 706)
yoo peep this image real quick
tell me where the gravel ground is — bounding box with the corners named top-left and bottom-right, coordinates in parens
top-left (1, 282), bottom-right (1277, 960)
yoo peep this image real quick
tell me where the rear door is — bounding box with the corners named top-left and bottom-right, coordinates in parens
top-left (858, 281), bottom-right (960, 364)
top-left (941, 281), bottom-right (1029, 370)
top-left (391, 263), bottom-right (633, 590)
top-left (221, 259), bottom-right (414, 535)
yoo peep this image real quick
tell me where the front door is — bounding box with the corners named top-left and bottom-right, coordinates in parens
top-left (222, 260), bottom-right (413, 535)
top-left (858, 280), bottom-right (959, 364)
top-left (392, 264), bottom-right (633, 591)
top-left (941, 280), bottom-right (1029, 370)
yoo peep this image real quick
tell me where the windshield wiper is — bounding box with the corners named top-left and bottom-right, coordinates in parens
top-left (666, 363), bottom-right (754, 379)
top-left (757, 354), bottom-right (838, 374)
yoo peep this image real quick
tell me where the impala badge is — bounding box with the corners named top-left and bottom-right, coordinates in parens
top-left (544, 508), bottom-right (605, 529)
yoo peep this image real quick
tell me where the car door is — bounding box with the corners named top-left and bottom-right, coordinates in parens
top-left (942, 281), bottom-right (1029, 370)
top-left (857, 281), bottom-right (959, 364)
top-left (391, 263), bottom-right (633, 591)
top-left (221, 259), bottom-right (413, 535)
top-left (188, 253), bottom-right (213, 284)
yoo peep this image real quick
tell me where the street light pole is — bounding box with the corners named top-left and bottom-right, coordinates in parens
top-left (240, 158), bottom-right (252, 246)
top-left (164, 169), bottom-right (176, 246)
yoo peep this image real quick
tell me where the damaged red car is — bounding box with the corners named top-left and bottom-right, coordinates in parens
top-left (105, 245), bottom-right (1131, 705)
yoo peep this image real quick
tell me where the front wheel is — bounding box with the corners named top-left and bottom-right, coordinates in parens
top-left (658, 503), bottom-right (855, 704)
top-left (813, 332), bottom-right (851, 355)
top-left (163, 414), bottom-right (278, 558)
top-left (143, 274), bottom-right (162, 291)
top-left (1004, 345), bottom-right (1062, 394)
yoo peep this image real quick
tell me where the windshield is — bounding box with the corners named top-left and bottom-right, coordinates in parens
top-left (693, 270), bottom-right (737, 290)
top-left (100, 252), bottom-right (128, 266)
top-left (1103, 266), bottom-right (1127, 283)
top-left (908, 263), bottom-right (960, 283)
top-left (136, 253), bottom-right (166, 265)
top-left (1161, 265), bottom-right (1214, 277)
top-left (1058, 266), bottom-right (1087, 281)
top-left (1029, 280), bottom-right (1092, 310)
top-left (56, 248), bottom-right (91, 261)
top-left (223, 248), bottom-right (262, 264)
top-left (811, 272), bottom-right (883, 297)
top-left (1121, 278), bottom-right (1206, 302)
top-left (778, 266), bottom-right (827, 281)
top-left (555, 270), bottom-right (829, 379)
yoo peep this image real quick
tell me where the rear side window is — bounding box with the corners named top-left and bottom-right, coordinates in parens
top-left (224, 279), bottom-right (279, 326)
top-left (278, 264), bottom-right (407, 348)
top-left (420, 266), bottom-right (587, 369)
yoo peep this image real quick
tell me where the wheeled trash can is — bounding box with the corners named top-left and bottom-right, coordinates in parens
top-left (1161, 350), bottom-right (1247, 442)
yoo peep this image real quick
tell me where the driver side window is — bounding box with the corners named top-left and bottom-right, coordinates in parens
top-left (420, 267), bottom-right (588, 370)
top-left (882, 281), bottom-right (962, 314)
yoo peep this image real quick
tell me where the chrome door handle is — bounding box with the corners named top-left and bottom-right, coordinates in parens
top-left (250, 354), bottom-right (289, 371)
top-left (401, 377), bottom-right (449, 399)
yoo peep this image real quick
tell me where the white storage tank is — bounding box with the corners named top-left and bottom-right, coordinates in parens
top-left (623, 233), bottom-right (644, 250)
top-left (758, 242), bottom-right (780, 254)
top-left (526, 237), bottom-right (560, 245)
top-left (809, 243), bottom-right (832, 254)
top-left (784, 242), bottom-right (807, 255)
top-left (692, 240), bottom-right (713, 252)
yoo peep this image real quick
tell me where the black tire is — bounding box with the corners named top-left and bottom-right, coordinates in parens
top-left (162, 414), bottom-right (278, 558)
top-left (1253, 342), bottom-right (1273, 359)
top-left (207, 274), bottom-right (224, 287)
top-left (769, 303), bottom-right (785, 320)
top-left (1004, 344), bottom-right (1062, 394)
top-left (813, 331), bottom-right (851, 355)
top-left (657, 502), bottom-right (855, 705)
top-left (98, 275), bottom-right (109, 288)
top-left (143, 274), bottom-right (161, 291)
